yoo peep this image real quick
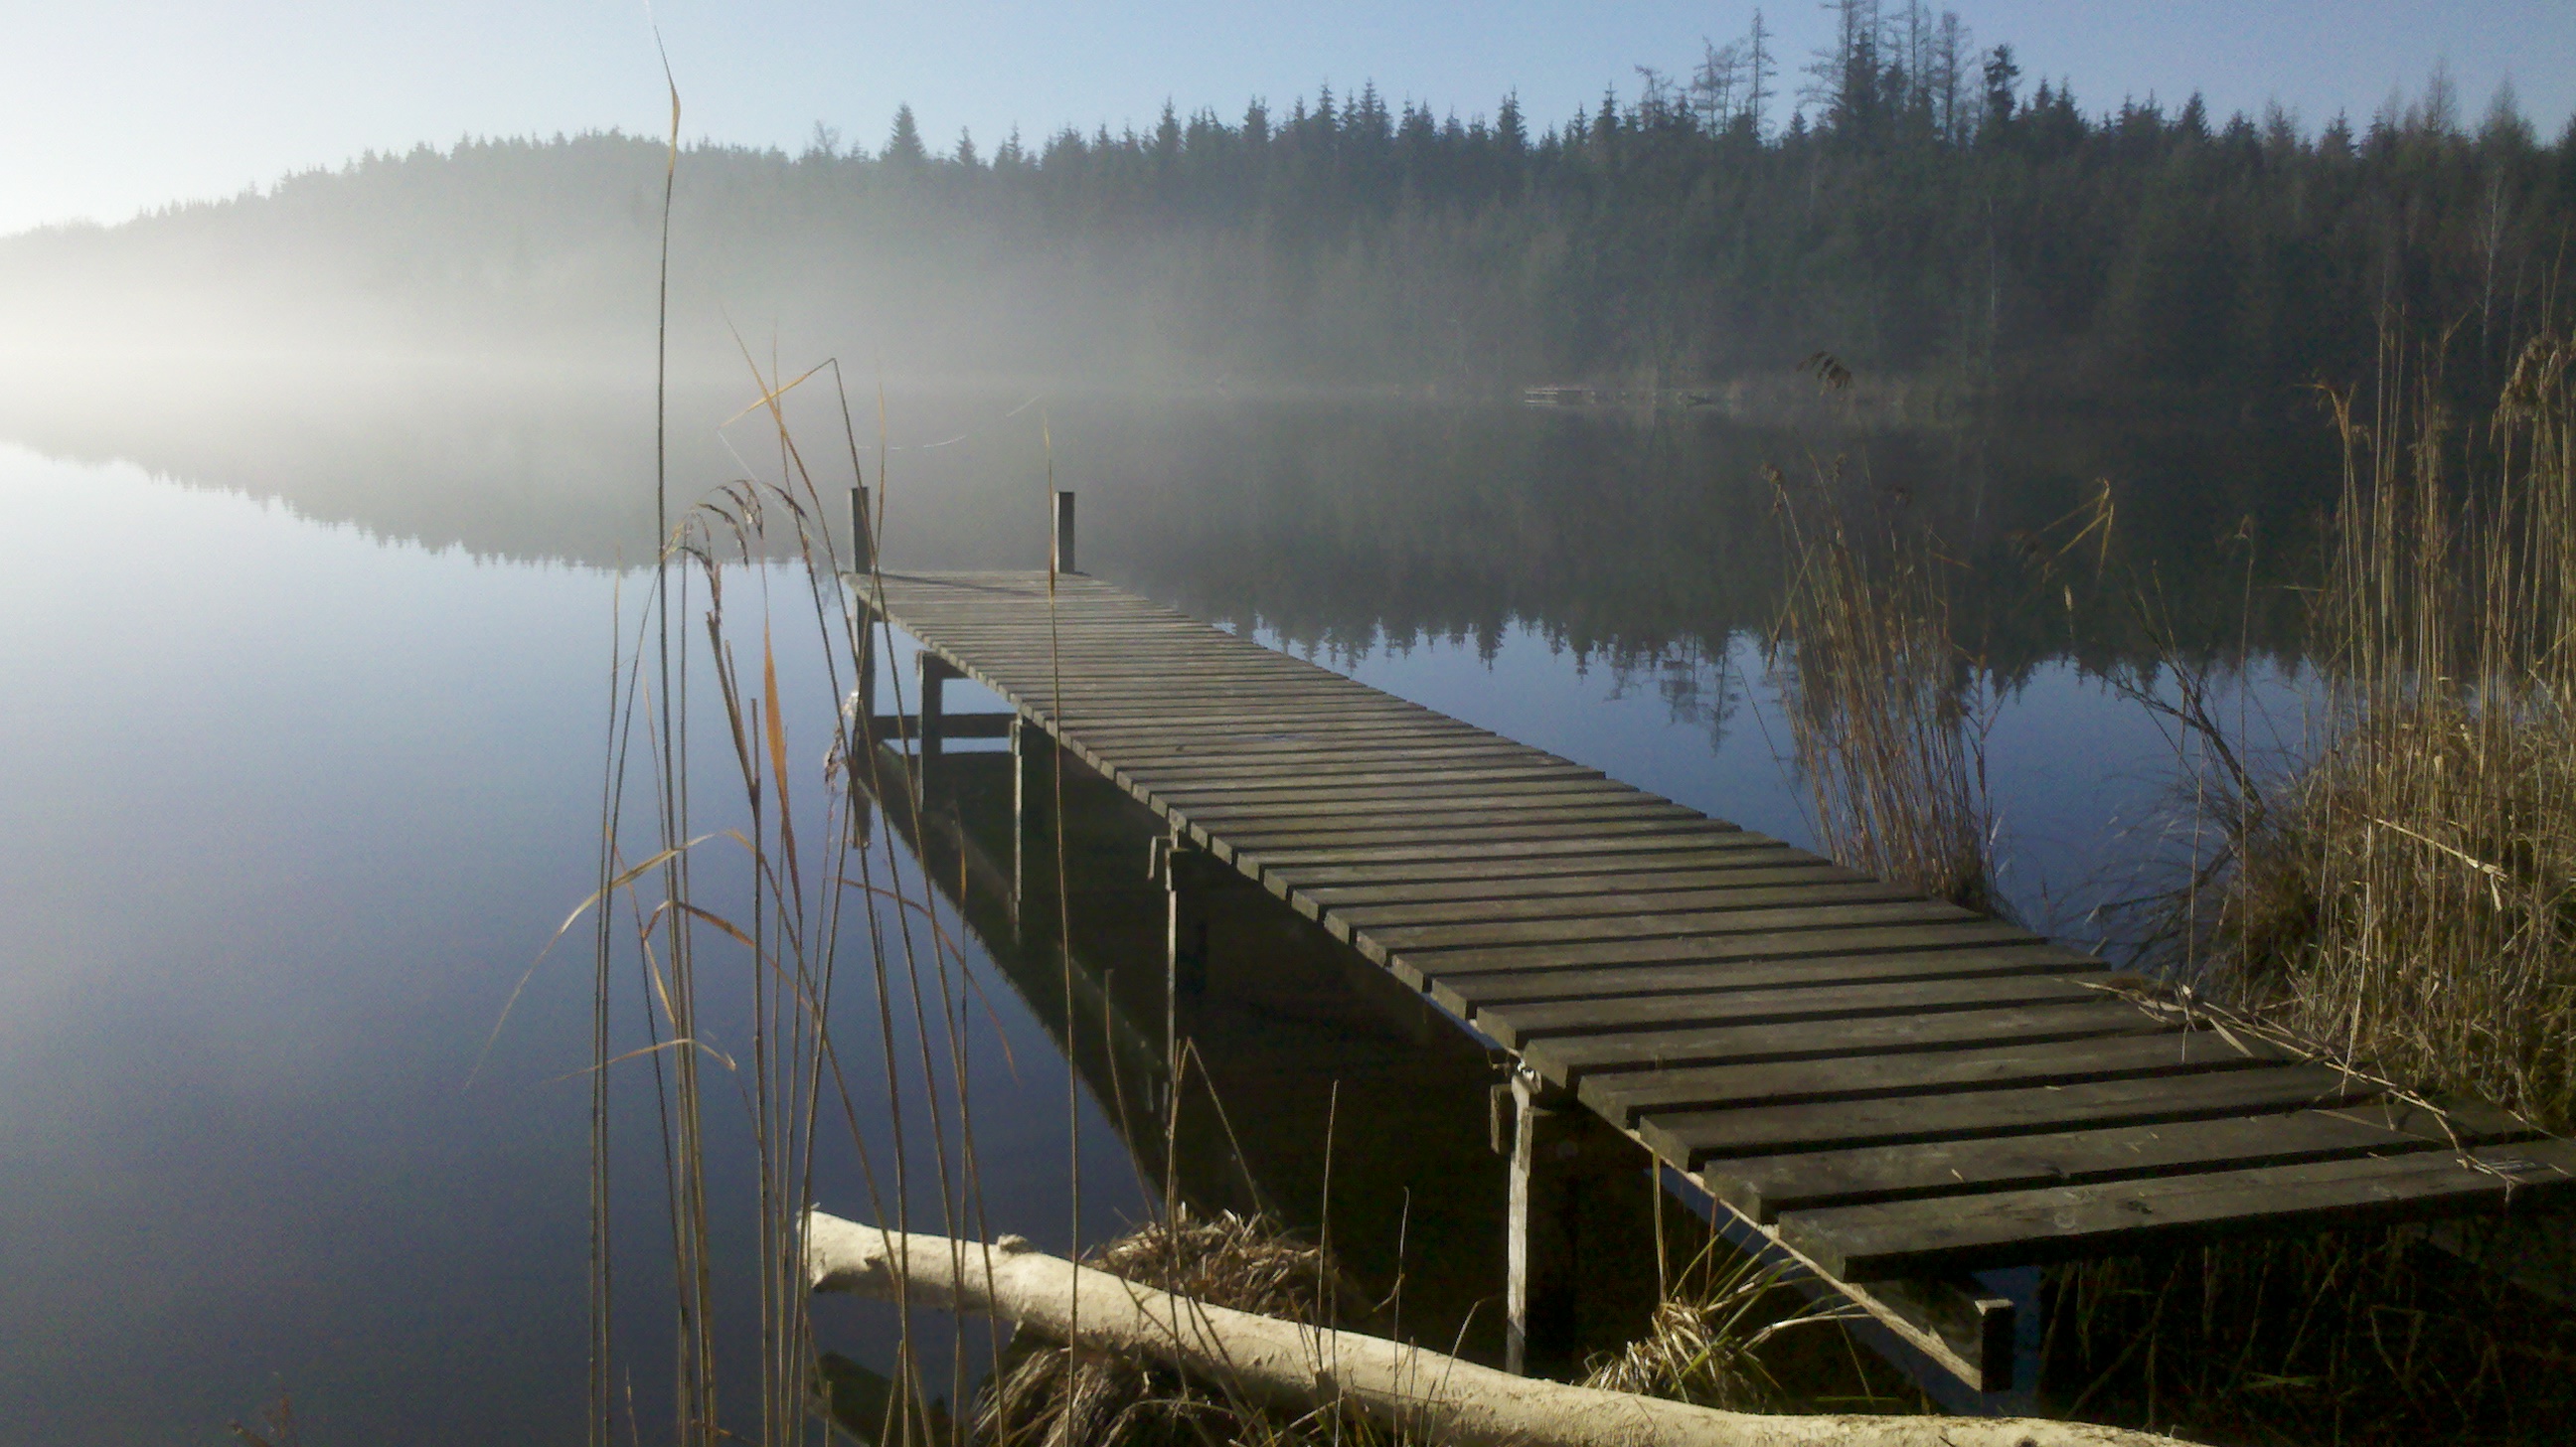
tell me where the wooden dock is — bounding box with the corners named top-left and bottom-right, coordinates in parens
top-left (850, 506), bottom-right (2575, 1389)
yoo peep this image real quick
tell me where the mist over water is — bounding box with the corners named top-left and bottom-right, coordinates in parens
top-left (0, 349), bottom-right (2335, 1439)
top-left (0, 355), bottom-right (2335, 639)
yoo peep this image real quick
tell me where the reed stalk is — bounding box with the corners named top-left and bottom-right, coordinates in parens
top-left (1767, 464), bottom-right (2004, 914)
top-left (567, 287), bottom-right (1000, 1442)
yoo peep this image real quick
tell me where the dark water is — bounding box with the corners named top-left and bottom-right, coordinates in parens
top-left (0, 369), bottom-right (2329, 1442)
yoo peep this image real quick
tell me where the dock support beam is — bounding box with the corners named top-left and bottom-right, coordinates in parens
top-left (1507, 1067), bottom-right (1647, 1378)
top-left (915, 652), bottom-right (961, 797)
top-left (839, 486), bottom-right (882, 844)
top-left (1153, 830), bottom-right (1275, 1071)
top-left (1011, 716), bottom-right (1054, 932)
top-left (1156, 832), bottom-right (1228, 1070)
top-left (1166, 840), bottom-right (1215, 998)
top-left (1860, 1276), bottom-right (2019, 1394)
top-left (1051, 490), bottom-right (1078, 575)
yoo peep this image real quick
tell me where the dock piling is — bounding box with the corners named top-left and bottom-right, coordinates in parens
top-left (1166, 837), bottom-right (1216, 988)
top-left (915, 651), bottom-right (961, 796)
top-left (1011, 716), bottom-right (1056, 931)
top-left (1159, 833), bottom-right (1224, 1070)
top-left (1050, 490), bottom-right (1077, 575)
top-left (1508, 1068), bottom-right (1648, 1378)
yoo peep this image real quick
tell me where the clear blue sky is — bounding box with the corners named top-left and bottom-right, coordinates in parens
top-left (6, 2), bottom-right (2570, 237)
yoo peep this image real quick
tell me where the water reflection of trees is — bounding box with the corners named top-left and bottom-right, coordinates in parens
top-left (0, 372), bottom-right (2333, 679)
top-left (1088, 397), bottom-right (2334, 681)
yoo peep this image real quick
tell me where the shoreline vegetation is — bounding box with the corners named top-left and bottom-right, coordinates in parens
top-left (2191, 334), bottom-right (2576, 1136)
top-left (1753, 331), bottom-right (2576, 1443)
top-left (7, 5), bottom-right (2570, 404)
top-left (1767, 322), bottom-right (2576, 1138)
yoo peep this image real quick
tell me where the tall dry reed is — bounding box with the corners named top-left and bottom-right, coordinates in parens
top-left (1767, 464), bottom-right (2004, 914)
top-left (2208, 332), bottom-right (2576, 1129)
top-left (552, 322), bottom-right (1004, 1445)
top-left (519, 51), bottom-right (1042, 1447)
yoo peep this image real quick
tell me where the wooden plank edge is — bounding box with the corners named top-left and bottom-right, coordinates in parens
top-left (1782, 1137), bottom-right (2576, 1279)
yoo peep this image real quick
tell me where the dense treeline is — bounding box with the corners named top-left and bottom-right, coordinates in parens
top-left (7, 1), bottom-right (2572, 401)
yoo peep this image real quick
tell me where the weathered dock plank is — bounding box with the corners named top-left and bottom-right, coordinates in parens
top-left (1710, 1100), bottom-right (2544, 1223)
top-left (1581, 1029), bottom-right (2287, 1124)
top-left (1780, 1137), bottom-right (2576, 1276)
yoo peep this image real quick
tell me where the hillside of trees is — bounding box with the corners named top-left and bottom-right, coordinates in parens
top-left (6, 2), bottom-right (2572, 402)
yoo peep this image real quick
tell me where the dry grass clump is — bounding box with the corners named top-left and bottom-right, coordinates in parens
top-left (971, 1209), bottom-right (1365, 1447)
top-left (1086, 1209), bottom-right (1337, 1323)
top-left (1767, 464), bottom-right (2004, 914)
top-left (2203, 333), bottom-right (2576, 1130)
top-left (966, 1218), bottom-right (1870, 1446)
top-left (1580, 1243), bottom-right (1855, 1413)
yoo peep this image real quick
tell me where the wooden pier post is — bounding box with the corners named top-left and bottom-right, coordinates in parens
top-left (1166, 840), bottom-right (1216, 989)
top-left (915, 651), bottom-right (961, 797)
top-left (1051, 490), bottom-right (1078, 575)
top-left (1010, 716), bottom-right (1054, 932)
top-left (1157, 833), bottom-right (1222, 1070)
top-left (1155, 832), bottom-right (1277, 1069)
top-left (1507, 1068), bottom-right (1648, 1378)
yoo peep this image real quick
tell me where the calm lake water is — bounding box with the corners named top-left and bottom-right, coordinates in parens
top-left (0, 370), bottom-right (2325, 1442)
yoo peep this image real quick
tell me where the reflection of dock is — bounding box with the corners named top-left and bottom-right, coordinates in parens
top-left (851, 494), bottom-right (2576, 1392)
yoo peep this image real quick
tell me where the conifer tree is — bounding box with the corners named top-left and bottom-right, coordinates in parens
top-left (885, 104), bottom-right (928, 167)
top-left (1979, 45), bottom-right (2019, 138)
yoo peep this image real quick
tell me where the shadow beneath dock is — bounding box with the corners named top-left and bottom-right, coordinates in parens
top-left (859, 735), bottom-right (1675, 1368)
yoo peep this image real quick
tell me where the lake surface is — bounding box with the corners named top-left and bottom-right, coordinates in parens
top-left (0, 369), bottom-right (2327, 1442)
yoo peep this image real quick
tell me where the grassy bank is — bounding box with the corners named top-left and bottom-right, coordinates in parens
top-left (1754, 336), bottom-right (2576, 1443)
top-left (2194, 333), bottom-right (2576, 1132)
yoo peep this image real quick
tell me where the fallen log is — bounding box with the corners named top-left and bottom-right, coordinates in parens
top-left (804, 1210), bottom-right (2189, 1447)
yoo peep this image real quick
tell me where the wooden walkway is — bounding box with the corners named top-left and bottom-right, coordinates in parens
top-left (861, 566), bottom-right (2575, 1383)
